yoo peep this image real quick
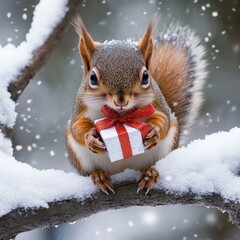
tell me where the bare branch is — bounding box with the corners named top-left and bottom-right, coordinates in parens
top-left (0, 181), bottom-right (239, 240)
top-left (8, 0), bottom-right (81, 102)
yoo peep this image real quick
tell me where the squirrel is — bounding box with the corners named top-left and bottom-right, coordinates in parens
top-left (66, 16), bottom-right (207, 194)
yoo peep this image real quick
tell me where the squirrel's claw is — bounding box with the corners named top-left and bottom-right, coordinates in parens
top-left (85, 128), bottom-right (107, 154)
top-left (144, 125), bottom-right (160, 151)
top-left (91, 170), bottom-right (115, 195)
top-left (137, 167), bottom-right (159, 194)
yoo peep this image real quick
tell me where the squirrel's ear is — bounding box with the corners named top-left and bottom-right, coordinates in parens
top-left (138, 18), bottom-right (156, 68)
top-left (72, 16), bottom-right (99, 73)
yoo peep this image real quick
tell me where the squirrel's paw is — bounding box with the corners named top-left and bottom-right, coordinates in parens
top-left (85, 128), bottom-right (107, 154)
top-left (144, 125), bottom-right (160, 150)
top-left (91, 170), bottom-right (115, 195)
top-left (137, 167), bottom-right (159, 194)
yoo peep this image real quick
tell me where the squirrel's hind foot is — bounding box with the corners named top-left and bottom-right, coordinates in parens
top-left (91, 170), bottom-right (115, 195)
top-left (137, 167), bottom-right (159, 195)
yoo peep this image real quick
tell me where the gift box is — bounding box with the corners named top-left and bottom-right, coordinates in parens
top-left (94, 104), bottom-right (155, 162)
top-left (95, 119), bottom-right (144, 162)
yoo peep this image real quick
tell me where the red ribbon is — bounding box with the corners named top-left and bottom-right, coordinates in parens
top-left (96, 104), bottom-right (155, 159)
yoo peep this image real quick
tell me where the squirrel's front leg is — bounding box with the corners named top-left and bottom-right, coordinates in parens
top-left (72, 116), bottom-right (106, 154)
top-left (139, 110), bottom-right (170, 194)
top-left (85, 128), bottom-right (106, 154)
top-left (70, 116), bottom-right (114, 194)
top-left (144, 110), bottom-right (169, 150)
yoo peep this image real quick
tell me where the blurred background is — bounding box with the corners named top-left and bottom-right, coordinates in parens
top-left (1, 0), bottom-right (240, 239)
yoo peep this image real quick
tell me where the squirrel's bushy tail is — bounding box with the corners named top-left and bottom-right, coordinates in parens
top-left (150, 24), bottom-right (207, 141)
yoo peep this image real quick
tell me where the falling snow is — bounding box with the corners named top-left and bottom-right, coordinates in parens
top-left (106, 227), bottom-right (113, 233)
top-left (27, 146), bottom-right (32, 151)
top-left (142, 211), bottom-right (158, 225)
top-left (69, 59), bottom-right (75, 65)
top-left (27, 99), bottom-right (32, 104)
top-left (35, 134), bottom-right (41, 139)
top-left (212, 11), bottom-right (218, 17)
top-left (15, 145), bottom-right (23, 151)
top-left (50, 150), bottom-right (55, 156)
top-left (22, 13), bottom-right (27, 20)
top-left (128, 221), bottom-right (134, 227)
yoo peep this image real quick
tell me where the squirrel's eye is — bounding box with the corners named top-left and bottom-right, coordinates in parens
top-left (89, 71), bottom-right (99, 89)
top-left (141, 69), bottom-right (149, 88)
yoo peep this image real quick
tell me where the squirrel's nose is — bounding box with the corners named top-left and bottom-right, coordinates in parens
top-left (114, 100), bottom-right (129, 107)
top-left (113, 90), bottom-right (129, 107)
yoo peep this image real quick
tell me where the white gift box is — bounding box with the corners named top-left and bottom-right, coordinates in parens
top-left (94, 119), bottom-right (145, 162)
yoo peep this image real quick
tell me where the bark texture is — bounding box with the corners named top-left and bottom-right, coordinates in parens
top-left (0, 181), bottom-right (239, 240)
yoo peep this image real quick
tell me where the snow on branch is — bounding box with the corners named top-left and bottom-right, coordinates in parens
top-left (0, 0), bottom-right (80, 135)
top-left (0, 128), bottom-right (240, 239)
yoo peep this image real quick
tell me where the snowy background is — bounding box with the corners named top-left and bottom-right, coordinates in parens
top-left (1, 0), bottom-right (240, 239)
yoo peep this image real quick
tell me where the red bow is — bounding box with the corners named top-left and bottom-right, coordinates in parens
top-left (95, 104), bottom-right (155, 159)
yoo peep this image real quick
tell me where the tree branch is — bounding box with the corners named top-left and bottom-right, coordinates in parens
top-left (0, 0), bottom-right (80, 139)
top-left (8, 0), bottom-right (81, 102)
top-left (0, 181), bottom-right (239, 240)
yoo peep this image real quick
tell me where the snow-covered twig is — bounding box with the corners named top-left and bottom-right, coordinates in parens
top-left (8, 0), bottom-right (80, 102)
top-left (0, 0), bottom-right (80, 138)
top-left (8, 0), bottom-right (80, 101)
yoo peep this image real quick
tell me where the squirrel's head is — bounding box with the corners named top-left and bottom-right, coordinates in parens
top-left (73, 16), bottom-right (156, 112)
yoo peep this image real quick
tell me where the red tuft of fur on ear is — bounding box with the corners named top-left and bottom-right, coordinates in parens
top-left (138, 18), bottom-right (156, 68)
top-left (72, 15), bottom-right (99, 74)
